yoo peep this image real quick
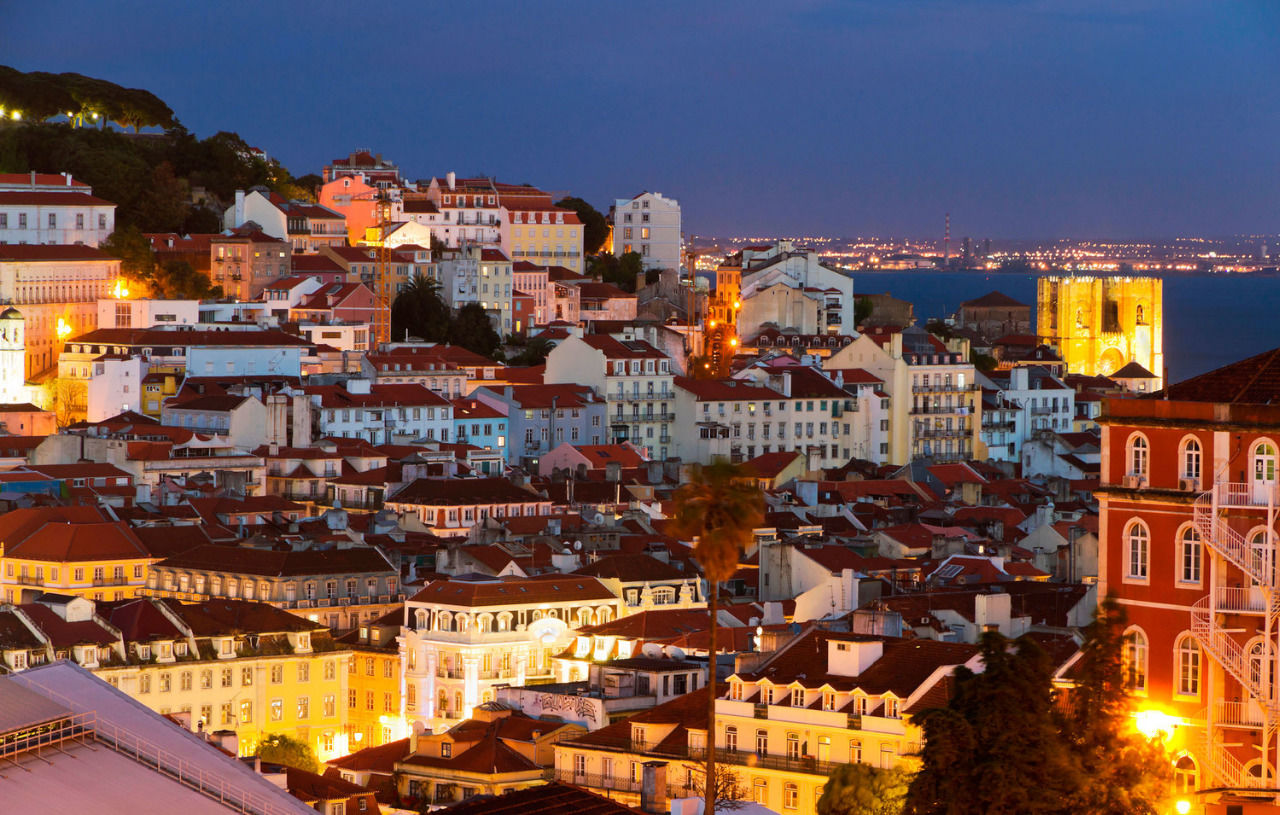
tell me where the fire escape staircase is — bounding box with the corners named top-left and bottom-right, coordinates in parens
top-left (1192, 484), bottom-right (1280, 789)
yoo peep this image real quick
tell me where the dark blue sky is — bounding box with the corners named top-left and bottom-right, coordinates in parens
top-left (7, 1), bottom-right (1279, 238)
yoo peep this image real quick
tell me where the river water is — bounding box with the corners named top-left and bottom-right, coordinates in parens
top-left (855, 270), bottom-right (1280, 383)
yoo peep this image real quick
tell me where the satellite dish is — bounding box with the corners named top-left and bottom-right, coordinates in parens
top-left (667, 646), bottom-right (686, 660)
top-left (641, 642), bottom-right (663, 658)
top-left (574, 540), bottom-right (583, 551)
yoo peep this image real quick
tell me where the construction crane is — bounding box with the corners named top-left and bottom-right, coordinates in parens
top-left (347, 190), bottom-right (397, 348)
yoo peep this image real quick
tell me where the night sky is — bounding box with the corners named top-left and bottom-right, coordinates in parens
top-left (7, 1), bottom-right (1279, 238)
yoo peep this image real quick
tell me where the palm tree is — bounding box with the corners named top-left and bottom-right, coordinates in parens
top-left (390, 274), bottom-right (449, 343)
top-left (671, 459), bottom-right (765, 815)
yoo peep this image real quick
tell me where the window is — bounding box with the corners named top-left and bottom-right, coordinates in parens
top-left (1181, 437), bottom-right (1202, 482)
top-left (200, 670), bottom-right (212, 689)
top-left (783, 783), bottom-right (798, 810)
top-left (1126, 434), bottom-right (1149, 479)
top-left (242, 667), bottom-right (253, 686)
top-left (755, 729), bottom-right (768, 757)
top-left (139, 674), bottom-right (151, 693)
top-left (1176, 634), bottom-right (1201, 696)
top-left (271, 699), bottom-right (283, 721)
top-left (221, 668), bottom-right (233, 687)
top-left (753, 779), bottom-right (768, 804)
top-left (850, 739), bottom-right (862, 763)
top-left (324, 695), bottom-right (336, 717)
top-left (884, 697), bottom-right (900, 718)
top-left (239, 700), bottom-right (252, 724)
top-left (1173, 754), bottom-right (1199, 794)
top-left (1124, 628), bottom-right (1149, 692)
top-left (790, 687), bottom-right (804, 707)
top-left (725, 726), bottom-right (738, 752)
top-left (786, 733), bottom-right (800, 760)
top-left (1179, 524), bottom-right (1202, 585)
top-left (271, 664), bottom-right (283, 684)
top-left (1126, 520), bottom-right (1149, 580)
top-left (297, 696), bottom-right (310, 719)
top-left (298, 662), bottom-right (309, 682)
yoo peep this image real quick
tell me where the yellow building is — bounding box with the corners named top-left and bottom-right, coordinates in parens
top-left (0, 594), bottom-right (353, 761)
top-left (339, 612), bottom-right (405, 750)
top-left (1036, 275), bottom-right (1164, 387)
top-left (0, 505), bottom-right (158, 604)
top-left (556, 628), bottom-right (981, 815)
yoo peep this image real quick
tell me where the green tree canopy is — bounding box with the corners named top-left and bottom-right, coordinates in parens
top-left (555, 196), bottom-right (609, 255)
top-left (507, 335), bottom-right (555, 366)
top-left (390, 275), bottom-right (450, 343)
top-left (101, 225), bottom-right (157, 280)
top-left (819, 763), bottom-right (911, 815)
top-left (448, 302), bottom-right (502, 359)
top-left (904, 603), bottom-right (1172, 815)
top-left (254, 734), bottom-right (319, 774)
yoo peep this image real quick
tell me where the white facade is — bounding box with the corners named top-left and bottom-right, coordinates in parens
top-left (400, 576), bottom-right (622, 729)
top-left (544, 336), bottom-right (676, 460)
top-left (979, 366), bottom-right (1076, 464)
top-left (187, 343), bottom-right (304, 379)
top-left (612, 192), bottom-right (681, 271)
top-left (309, 381), bottom-right (453, 445)
top-left (0, 187), bottom-right (115, 247)
top-left (96, 298), bottom-right (200, 330)
top-left (739, 241), bottom-right (855, 334)
top-left (87, 354), bottom-right (148, 422)
top-left (437, 247), bottom-right (514, 333)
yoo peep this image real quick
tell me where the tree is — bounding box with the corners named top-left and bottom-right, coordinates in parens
top-left (255, 733), bottom-right (319, 773)
top-left (153, 259), bottom-right (219, 300)
top-left (555, 196), bottom-right (609, 255)
top-left (905, 634), bottom-right (1080, 815)
top-left (684, 761), bottom-right (750, 810)
top-left (136, 161), bottom-right (190, 233)
top-left (101, 225), bottom-right (157, 283)
top-left (819, 763), bottom-right (911, 815)
top-left (670, 460), bottom-right (765, 815)
top-left (390, 275), bottom-right (449, 343)
top-left (904, 603), bottom-right (1172, 815)
top-left (507, 335), bottom-right (554, 366)
top-left (1063, 598), bottom-right (1171, 814)
top-left (448, 302), bottom-right (502, 359)
top-left (854, 296), bottom-right (874, 329)
top-left (615, 251), bottom-right (644, 293)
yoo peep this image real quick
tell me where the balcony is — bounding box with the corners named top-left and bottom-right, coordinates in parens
top-left (689, 747), bottom-right (840, 778)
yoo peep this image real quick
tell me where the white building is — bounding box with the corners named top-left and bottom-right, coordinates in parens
top-left (97, 298), bottom-right (200, 330)
top-left (978, 365), bottom-right (1075, 465)
top-left (612, 192), bottom-right (681, 271)
top-left (0, 245), bottom-right (120, 378)
top-left (0, 172), bottom-right (115, 247)
top-left (436, 246), bottom-right (514, 333)
top-left (544, 335), bottom-right (675, 460)
top-left (737, 240), bottom-right (855, 336)
top-left (400, 574), bottom-right (622, 729)
top-left (305, 380), bottom-right (453, 444)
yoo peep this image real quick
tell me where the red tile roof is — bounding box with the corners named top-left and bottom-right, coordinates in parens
top-left (0, 244), bottom-right (116, 262)
top-left (408, 574), bottom-right (615, 607)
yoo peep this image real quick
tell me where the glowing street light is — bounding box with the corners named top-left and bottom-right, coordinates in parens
top-left (111, 279), bottom-right (131, 299)
top-left (55, 317), bottom-right (72, 340)
top-left (1132, 709), bottom-right (1178, 741)
top-left (1174, 800), bottom-right (1191, 815)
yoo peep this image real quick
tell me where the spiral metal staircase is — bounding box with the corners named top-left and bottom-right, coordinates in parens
top-left (1191, 482), bottom-right (1280, 789)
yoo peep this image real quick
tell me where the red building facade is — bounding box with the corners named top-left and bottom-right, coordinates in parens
top-left (1102, 350), bottom-right (1280, 808)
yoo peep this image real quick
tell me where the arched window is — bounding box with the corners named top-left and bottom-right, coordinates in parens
top-left (725, 726), bottom-right (738, 752)
top-left (1126, 520), bottom-right (1150, 580)
top-left (1124, 627), bottom-right (1148, 692)
top-left (1136, 304), bottom-right (1145, 325)
top-left (1126, 434), bottom-right (1149, 479)
top-left (1175, 633), bottom-right (1201, 696)
top-left (1248, 528), bottom-right (1275, 586)
top-left (1181, 437), bottom-right (1201, 483)
top-left (783, 783), bottom-right (799, 810)
top-left (1173, 754), bottom-right (1198, 794)
top-left (1178, 524), bottom-right (1201, 585)
top-left (1248, 638), bottom-right (1273, 691)
top-left (1254, 441), bottom-right (1278, 501)
top-left (414, 609), bottom-right (428, 630)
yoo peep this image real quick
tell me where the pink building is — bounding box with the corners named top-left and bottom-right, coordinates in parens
top-left (319, 175), bottom-right (382, 245)
top-left (578, 281), bottom-right (638, 322)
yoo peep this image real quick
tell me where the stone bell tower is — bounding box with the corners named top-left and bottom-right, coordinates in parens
top-left (0, 307), bottom-right (29, 404)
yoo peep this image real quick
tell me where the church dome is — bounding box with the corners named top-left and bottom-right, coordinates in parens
top-left (0, 307), bottom-right (22, 320)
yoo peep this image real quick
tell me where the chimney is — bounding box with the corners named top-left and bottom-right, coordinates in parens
top-left (29, 170), bottom-right (36, 189)
top-left (447, 172), bottom-right (456, 191)
top-left (64, 172), bottom-right (71, 187)
top-left (605, 461), bottom-right (622, 483)
top-left (640, 761), bottom-right (668, 814)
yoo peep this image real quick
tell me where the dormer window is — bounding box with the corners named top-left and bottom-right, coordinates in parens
top-left (138, 644), bottom-right (151, 660)
top-left (441, 742), bottom-right (452, 758)
top-left (631, 725), bottom-right (647, 749)
top-left (730, 681), bottom-right (743, 701)
top-left (791, 688), bottom-right (804, 707)
top-left (175, 642), bottom-right (188, 657)
top-left (884, 697), bottom-right (900, 718)
top-left (822, 691), bottom-right (836, 711)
